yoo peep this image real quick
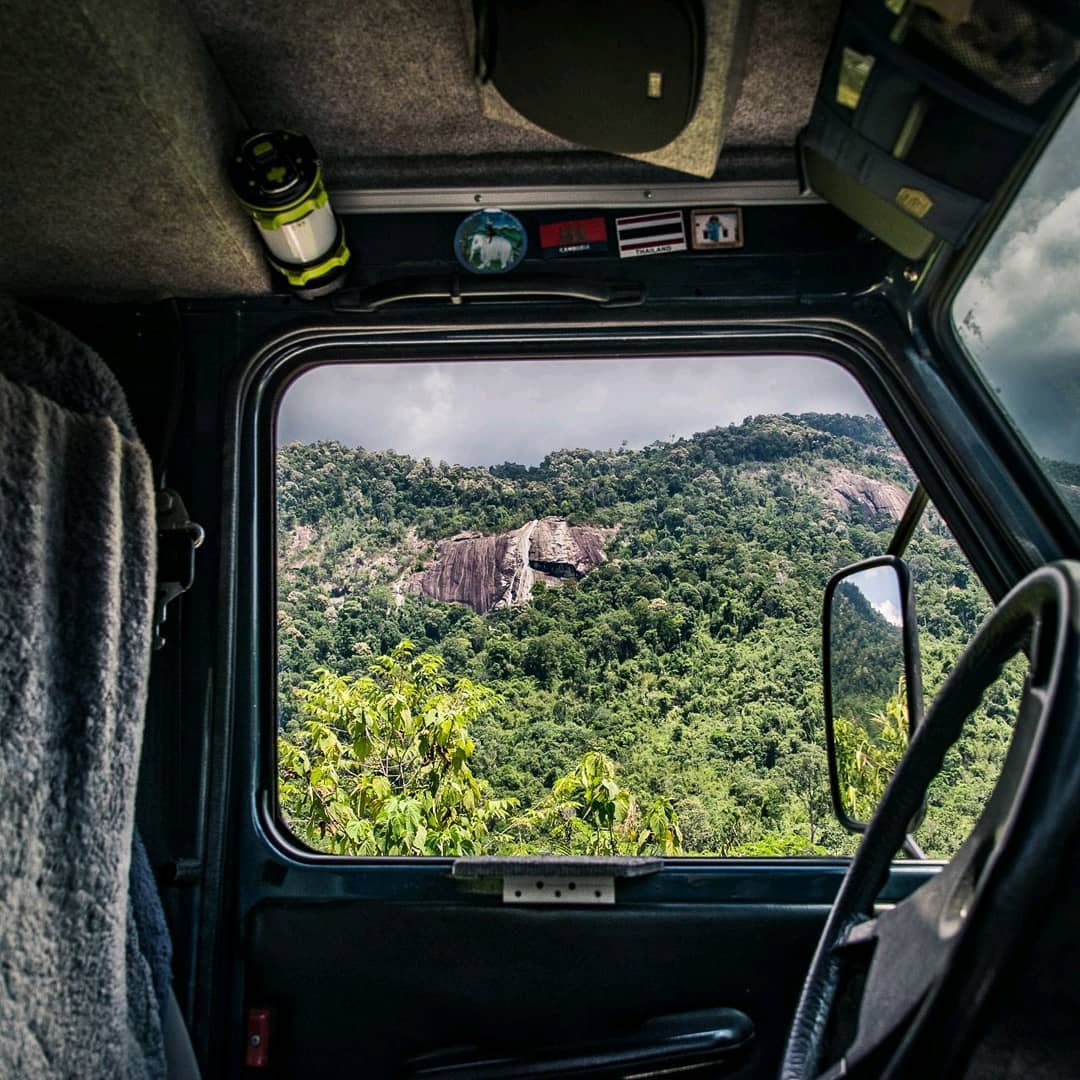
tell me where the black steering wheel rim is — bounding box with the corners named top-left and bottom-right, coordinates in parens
top-left (781, 561), bottom-right (1080, 1080)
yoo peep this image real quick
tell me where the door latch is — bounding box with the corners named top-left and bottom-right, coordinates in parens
top-left (154, 488), bottom-right (205, 650)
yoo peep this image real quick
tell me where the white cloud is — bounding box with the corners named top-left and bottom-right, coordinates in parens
top-left (872, 599), bottom-right (903, 628)
top-left (952, 102), bottom-right (1080, 465)
top-left (963, 186), bottom-right (1080, 353)
top-left (277, 355), bottom-right (876, 466)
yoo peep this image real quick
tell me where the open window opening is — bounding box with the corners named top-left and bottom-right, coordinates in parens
top-left (272, 353), bottom-right (1015, 860)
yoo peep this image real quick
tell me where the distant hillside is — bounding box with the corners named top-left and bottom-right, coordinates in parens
top-left (1043, 457), bottom-right (1080, 518)
top-left (276, 413), bottom-right (1019, 857)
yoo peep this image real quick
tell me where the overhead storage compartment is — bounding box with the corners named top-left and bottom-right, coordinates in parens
top-left (801, 0), bottom-right (1080, 258)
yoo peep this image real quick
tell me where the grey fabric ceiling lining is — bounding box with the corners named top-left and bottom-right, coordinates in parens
top-left (726, 0), bottom-right (838, 150)
top-left (186, 0), bottom-right (839, 188)
top-left (1, 0), bottom-right (269, 300)
top-left (300, 145), bottom-right (801, 191)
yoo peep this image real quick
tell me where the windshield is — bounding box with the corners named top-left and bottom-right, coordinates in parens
top-left (952, 93), bottom-right (1080, 527)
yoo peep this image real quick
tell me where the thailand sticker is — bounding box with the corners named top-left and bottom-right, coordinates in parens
top-left (538, 215), bottom-right (609, 258)
top-left (454, 208), bottom-right (527, 274)
top-left (615, 211), bottom-right (687, 258)
top-left (690, 208), bottom-right (744, 250)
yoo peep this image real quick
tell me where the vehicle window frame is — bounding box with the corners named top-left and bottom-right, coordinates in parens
top-left (231, 312), bottom-right (1030, 881)
top-left (271, 352), bottom-right (927, 864)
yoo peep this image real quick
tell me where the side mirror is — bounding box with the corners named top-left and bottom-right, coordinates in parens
top-left (823, 556), bottom-right (923, 835)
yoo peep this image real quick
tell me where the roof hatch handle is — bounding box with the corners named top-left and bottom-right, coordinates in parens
top-left (331, 274), bottom-right (646, 313)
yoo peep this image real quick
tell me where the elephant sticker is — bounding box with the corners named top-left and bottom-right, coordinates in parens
top-left (469, 232), bottom-right (513, 269)
top-left (455, 209), bottom-right (527, 274)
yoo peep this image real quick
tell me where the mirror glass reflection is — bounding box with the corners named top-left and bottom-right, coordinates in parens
top-left (830, 565), bottom-right (909, 824)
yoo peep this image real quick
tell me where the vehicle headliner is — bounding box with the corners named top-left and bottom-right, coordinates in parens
top-left (1, 0), bottom-right (839, 299)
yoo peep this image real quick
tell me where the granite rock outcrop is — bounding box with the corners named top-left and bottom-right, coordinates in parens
top-left (826, 467), bottom-right (908, 523)
top-left (404, 517), bottom-right (611, 614)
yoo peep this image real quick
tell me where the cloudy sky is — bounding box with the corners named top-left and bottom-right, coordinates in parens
top-left (848, 565), bottom-right (904, 628)
top-left (277, 354), bottom-right (876, 466)
top-left (952, 99), bottom-right (1079, 466)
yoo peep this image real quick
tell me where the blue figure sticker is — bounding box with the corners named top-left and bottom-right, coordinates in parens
top-left (455, 209), bottom-right (528, 274)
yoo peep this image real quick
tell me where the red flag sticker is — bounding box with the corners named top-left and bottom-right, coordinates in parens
top-left (539, 216), bottom-right (609, 258)
top-left (615, 211), bottom-right (687, 258)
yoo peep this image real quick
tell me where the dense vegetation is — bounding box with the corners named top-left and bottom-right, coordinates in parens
top-left (279, 643), bottom-right (682, 857)
top-left (277, 413), bottom-right (1023, 858)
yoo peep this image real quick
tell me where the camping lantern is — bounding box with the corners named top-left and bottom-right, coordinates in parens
top-left (230, 131), bottom-right (350, 297)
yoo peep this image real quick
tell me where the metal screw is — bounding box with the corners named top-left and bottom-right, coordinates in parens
top-left (474, 193), bottom-right (483, 203)
top-left (644, 189), bottom-right (654, 199)
top-left (249, 1035), bottom-right (261, 1048)
top-left (903, 266), bottom-right (919, 283)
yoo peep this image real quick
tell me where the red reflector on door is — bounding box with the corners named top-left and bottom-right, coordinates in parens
top-left (245, 1008), bottom-right (271, 1068)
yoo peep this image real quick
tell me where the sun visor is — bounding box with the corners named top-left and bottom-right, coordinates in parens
top-left (1, 0), bottom-right (270, 300)
top-left (467, 0), bottom-right (755, 179)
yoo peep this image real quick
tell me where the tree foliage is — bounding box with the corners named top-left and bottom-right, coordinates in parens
top-left (279, 642), bottom-right (516, 855)
top-left (279, 643), bottom-right (682, 857)
top-left (510, 750), bottom-right (683, 856)
top-left (276, 413), bottom-right (1021, 859)
top-left (833, 679), bottom-right (909, 824)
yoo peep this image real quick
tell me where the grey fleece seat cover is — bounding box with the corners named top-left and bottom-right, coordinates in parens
top-left (0, 299), bottom-right (166, 1078)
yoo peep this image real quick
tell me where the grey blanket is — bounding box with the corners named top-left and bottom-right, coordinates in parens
top-left (0, 299), bottom-right (165, 1078)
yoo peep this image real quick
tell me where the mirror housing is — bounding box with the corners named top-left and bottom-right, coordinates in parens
top-left (823, 555), bottom-right (923, 835)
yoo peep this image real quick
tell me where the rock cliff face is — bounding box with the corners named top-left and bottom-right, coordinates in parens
top-left (826, 467), bottom-right (908, 523)
top-left (406, 517), bottom-right (610, 614)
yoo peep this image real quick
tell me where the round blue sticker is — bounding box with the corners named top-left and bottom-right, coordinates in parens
top-left (454, 209), bottom-right (527, 274)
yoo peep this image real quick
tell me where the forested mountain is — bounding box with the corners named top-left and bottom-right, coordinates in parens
top-left (276, 414), bottom-right (1022, 858)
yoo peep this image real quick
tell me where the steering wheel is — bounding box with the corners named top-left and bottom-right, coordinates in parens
top-left (781, 561), bottom-right (1080, 1080)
